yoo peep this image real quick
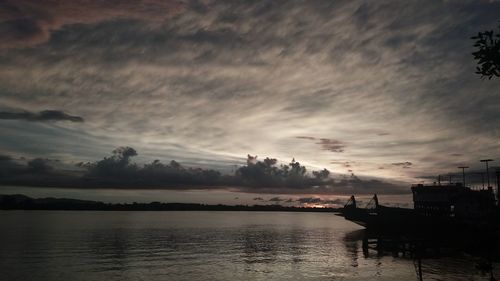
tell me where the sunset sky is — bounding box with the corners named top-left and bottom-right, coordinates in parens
top-left (0, 0), bottom-right (499, 205)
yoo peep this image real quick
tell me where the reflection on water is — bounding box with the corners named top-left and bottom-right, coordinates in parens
top-left (0, 211), bottom-right (497, 280)
top-left (344, 229), bottom-right (500, 281)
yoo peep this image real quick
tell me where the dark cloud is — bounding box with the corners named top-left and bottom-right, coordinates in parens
top-left (0, 154), bottom-right (79, 187)
top-left (0, 154), bottom-right (22, 177)
top-left (330, 161), bottom-right (352, 168)
top-left (27, 158), bottom-right (53, 174)
top-left (391, 162), bottom-right (412, 169)
top-left (318, 138), bottom-right (345, 153)
top-left (343, 162), bottom-right (352, 168)
top-left (0, 0), bottom-right (185, 49)
top-left (296, 197), bottom-right (345, 206)
top-left (329, 174), bottom-right (408, 195)
top-left (253, 197), bottom-right (264, 201)
top-left (296, 136), bottom-right (316, 140)
top-left (296, 136), bottom-right (345, 153)
top-left (0, 147), bottom-right (407, 195)
top-left (297, 197), bottom-right (322, 204)
top-left (0, 148), bottom-right (333, 191)
top-left (323, 198), bottom-right (346, 205)
top-left (80, 147), bottom-right (226, 188)
top-left (0, 110), bottom-right (84, 122)
top-left (234, 155), bottom-right (332, 189)
top-left (0, 154), bottom-right (12, 161)
top-left (268, 197), bottom-right (284, 202)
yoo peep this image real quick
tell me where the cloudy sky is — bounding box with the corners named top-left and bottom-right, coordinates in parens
top-left (0, 0), bottom-right (499, 205)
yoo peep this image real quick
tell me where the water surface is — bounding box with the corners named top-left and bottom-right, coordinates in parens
top-left (0, 211), bottom-right (496, 280)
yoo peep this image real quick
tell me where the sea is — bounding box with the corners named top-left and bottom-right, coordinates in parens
top-left (0, 211), bottom-right (496, 281)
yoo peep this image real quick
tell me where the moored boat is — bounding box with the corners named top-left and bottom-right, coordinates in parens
top-left (340, 168), bottom-right (500, 235)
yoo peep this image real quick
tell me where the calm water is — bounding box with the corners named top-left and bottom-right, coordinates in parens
top-left (0, 211), bottom-right (497, 281)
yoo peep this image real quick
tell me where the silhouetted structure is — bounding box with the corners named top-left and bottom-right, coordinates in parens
top-left (340, 159), bottom-right (500, 234)
top-left (344, 229), bottom-right (499, 281)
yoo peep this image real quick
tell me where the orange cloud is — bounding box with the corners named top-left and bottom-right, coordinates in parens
top-left (0, 0), bottom-right (186, 49)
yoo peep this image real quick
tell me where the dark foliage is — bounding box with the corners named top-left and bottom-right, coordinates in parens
top-left (0, 194), bottom-right (340, 212)
top-left (472, 25), bottom-right (500, 79)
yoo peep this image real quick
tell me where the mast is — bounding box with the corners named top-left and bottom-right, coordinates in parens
top-left (480, 159), bottom-right (494, 188)
top-left (458, 166), bottom-right (469, 187)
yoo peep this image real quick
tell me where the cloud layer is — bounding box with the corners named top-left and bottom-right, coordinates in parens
top-left (0, 0), bottom-right (500, 196)
top-left (0, 147), bottom-right (408, 195)
top-left (0, 109), bottom-right (84, 122)
top-left (0, 0), bottom-right (185, 49)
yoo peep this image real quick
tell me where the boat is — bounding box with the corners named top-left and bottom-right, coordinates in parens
top-left (339, 166), bottom-right (500, 235)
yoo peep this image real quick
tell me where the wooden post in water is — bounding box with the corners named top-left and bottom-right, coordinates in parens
top-left (418, 258), bottom-right (423, 281)
top-left (496, 167), bottom-right (500, 205)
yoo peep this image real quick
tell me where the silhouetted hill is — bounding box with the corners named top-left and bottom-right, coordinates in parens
top-left (0, 194), bottom-right (105, 210)
top-left (0, 194), bottom-right (340, 212)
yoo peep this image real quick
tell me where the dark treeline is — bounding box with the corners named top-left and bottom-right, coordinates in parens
top-left (0, 194), bottom-right (340, 212)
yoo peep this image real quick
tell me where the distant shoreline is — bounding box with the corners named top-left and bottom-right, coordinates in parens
top-left (0, 194), bottom-right (341, 212)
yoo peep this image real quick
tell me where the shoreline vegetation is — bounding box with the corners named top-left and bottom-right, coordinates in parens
top-left (0, 194), bottom-right (340, 212)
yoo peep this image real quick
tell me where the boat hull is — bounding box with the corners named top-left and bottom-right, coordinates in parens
top-left (340, 205), bottom-right (499, 235)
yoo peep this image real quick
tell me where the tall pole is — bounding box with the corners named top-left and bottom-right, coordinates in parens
top-left (497, 167), bottom-right (500, 204)
top-left (480, 159), bottom-right (494, 187)
top-left (494, 167), bottom-right (500, 204)
top-left (458, 166), bottom-right (469, 187)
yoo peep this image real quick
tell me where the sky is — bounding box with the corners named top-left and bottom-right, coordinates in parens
top-left (0, 0), bottom-right (499, 206)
